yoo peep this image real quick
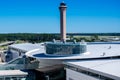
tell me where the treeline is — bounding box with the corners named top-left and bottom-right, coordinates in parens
top-left (49, 33), bottom-right (120, 36)
top-left (0, 33), bottom-right (60, 43)
top-left (67, 33), bottom-right (120, 36)
top-left (0, 33), bottom-right (120, 43)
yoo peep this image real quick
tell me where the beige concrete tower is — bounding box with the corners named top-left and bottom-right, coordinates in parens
top-left (59, 2), bottom-right (67, 41)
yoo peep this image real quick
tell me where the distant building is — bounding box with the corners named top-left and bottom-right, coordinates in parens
top-left (102, 37), bottom-right (120, 42)
top-left (0, 41), bottom-right (15, 47)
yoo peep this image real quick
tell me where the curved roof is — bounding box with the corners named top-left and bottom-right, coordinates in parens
top-left (26, 42), bottom-right (120, 60)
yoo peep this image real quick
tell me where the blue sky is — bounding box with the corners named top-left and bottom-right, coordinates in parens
top-left (0, 0), bottom-right (120, 33)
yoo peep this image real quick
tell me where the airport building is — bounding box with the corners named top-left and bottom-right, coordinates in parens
top-left (64, 59), bottom-right (120, 80)
top-left (0, 2), bottom-right (120, 80)
top-left (0, 70), bottom-right (28, 80)
top-left (1, 43), bottom-right (42, 62)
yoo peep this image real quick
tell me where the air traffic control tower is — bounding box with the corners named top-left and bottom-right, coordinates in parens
top-left (59, 2), bottom-right (67, 41)
top-left (45, 2), bottom-right (87, 56)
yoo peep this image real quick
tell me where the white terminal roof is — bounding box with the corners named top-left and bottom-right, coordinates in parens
top-left (9, 43), bottom-right (42, 52)
top-left (0, 70), bottom-right (28, 76)
top-left (87, 43), bottom-right (120, 57)
top-left (26, 42), bottom-right (120, 60)
top-left (64, 59), bottom-right (120, 80)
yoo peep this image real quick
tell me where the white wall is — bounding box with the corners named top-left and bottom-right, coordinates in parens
top-left (66, 68), bottom-right (99, 80)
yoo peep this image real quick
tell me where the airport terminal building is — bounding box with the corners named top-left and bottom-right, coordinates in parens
top-left (0, 2), bottom-right (120, 80)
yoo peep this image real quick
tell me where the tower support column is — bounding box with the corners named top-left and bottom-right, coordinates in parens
top-left (59, 2), bottom-right (67, 41)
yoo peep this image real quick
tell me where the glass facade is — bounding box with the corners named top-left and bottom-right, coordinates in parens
top-left (45, 42), bottom-right (87, 55)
